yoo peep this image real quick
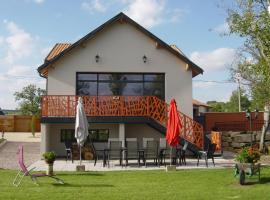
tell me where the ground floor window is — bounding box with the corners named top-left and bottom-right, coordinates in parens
top-left (76, 72), bottom-right (165, 100)
top-left (60, 129), bottom-right (109, 143)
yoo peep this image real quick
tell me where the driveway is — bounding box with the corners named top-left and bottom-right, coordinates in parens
top-left (0, 132), bottom-right (41, 170)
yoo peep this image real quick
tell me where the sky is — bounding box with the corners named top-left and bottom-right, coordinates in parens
top-left (0, 0), bottom-right (243, 109)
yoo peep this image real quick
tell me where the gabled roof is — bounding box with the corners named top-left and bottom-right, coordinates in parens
top-left (193, 99), bottom-right (211, 108)
top-left (37, 12), bottom-right (203, 78)
top-left (45, 43), bottom-right (72, 62)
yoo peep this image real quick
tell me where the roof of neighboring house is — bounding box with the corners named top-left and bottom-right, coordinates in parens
top-left (192, 99), bottom-right (211, 108)
top-left (37, 12), bottom-right (203, 78)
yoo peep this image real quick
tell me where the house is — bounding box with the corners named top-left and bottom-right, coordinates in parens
top-left (37, 12), bottom-right (204, 156)
top-left (193, 99), bottom-right (211, 116)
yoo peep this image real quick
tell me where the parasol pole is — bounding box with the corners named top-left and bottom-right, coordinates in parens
top-left (79, 144), bottom-right (82, 166)
top-left (170, 147), bottom-right (172, 166)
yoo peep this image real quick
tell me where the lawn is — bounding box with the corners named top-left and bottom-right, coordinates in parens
top-left (1, 168), bottom-right (270, 200)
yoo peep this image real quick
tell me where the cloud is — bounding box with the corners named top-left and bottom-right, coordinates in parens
top-left (168, 8), bottom-right (188, 23)
top-left (0, 21), bottom-right (45, 109)
top-left (193, 81), bottom-right (215, 89)
top-left (0, 36), bottom-right (4, 46)
top-left (211, 22), bottom-right (230, 35)
top-left (2, 21), bottom-right (34, 64)
top-left (7, 65), bottom-right (33, 77)
top-left (33, 0), bottom-right (44, 4)
top-left (190, 48), bottom-right (236, 71)
top-left (124, 0), bottom-right (166, 28)
top-left (80, 0), bottom-right (187, 28)
top-left (81, 0), bottom-right (107, 13)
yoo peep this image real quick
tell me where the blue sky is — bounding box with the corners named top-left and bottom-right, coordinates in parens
top-left (0, 0), bottom-right (243, 109)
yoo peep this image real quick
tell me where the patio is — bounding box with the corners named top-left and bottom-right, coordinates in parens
top-left (30, 152), bottom-right (235, 172)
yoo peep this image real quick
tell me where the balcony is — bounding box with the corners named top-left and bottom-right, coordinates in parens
top-left (41, 95), bottom-right (204, 149)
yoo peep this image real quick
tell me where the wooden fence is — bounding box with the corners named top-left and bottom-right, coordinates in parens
top-left (204, 112), bottom-right (264, 132)
top-left (0, 115), bottom-right (41, 132)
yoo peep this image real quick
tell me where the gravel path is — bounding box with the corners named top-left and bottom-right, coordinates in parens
top-left (0, 141), bottom-right (40, 170)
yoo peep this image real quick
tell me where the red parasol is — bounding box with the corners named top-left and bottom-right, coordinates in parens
top-left (166, 99), bottom-right (182, 147)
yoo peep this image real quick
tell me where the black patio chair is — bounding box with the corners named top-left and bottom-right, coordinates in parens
top-left (144, 140), bottom-right (159, 167)
top-left (64, 140), bottom-right (73, 163)
top-left (107, 139), bottom-right (123, 167)
top-left (178, 141), bottom-right (188, 165)
top-left (87, 141), bottom-right (104, 166)
top-left (197, 143), bottom-right (216, 167)
top-left (125, 138), bottom-right (139, 166)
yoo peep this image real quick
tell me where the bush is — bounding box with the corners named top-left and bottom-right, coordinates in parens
top-left (235, 146), bottom-right (260, 163)
top-left (42, 151), bottom-right (56, 164)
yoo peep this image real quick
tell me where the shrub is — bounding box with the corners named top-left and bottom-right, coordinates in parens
top-left (42, 151), bottom-right (56, 164)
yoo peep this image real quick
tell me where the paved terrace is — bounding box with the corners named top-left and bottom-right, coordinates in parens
top-left (30, 155), bottom-right (235, 172)
top-left (0, 132), bottom-right (236, 171)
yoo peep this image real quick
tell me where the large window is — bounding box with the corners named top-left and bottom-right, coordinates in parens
top-left (60, 129), bottom-right (109, 143)
top-left (76, 73), bottom-right (165, 99)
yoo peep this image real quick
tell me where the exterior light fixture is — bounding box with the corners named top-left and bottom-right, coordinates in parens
top-left (142, 55), bottom-right (147, 63)
top-left (95, 54), bottom-right (100, 63)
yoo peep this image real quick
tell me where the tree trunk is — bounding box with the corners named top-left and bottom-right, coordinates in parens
top-left (259, 105), bottom-right (270, 152)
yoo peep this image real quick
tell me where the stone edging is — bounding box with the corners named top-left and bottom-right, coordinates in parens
top-left (0, 139), bottom-right (7, 149)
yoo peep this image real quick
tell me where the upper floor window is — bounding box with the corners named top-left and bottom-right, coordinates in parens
top-left (76, 73), bottom-right (165, 99)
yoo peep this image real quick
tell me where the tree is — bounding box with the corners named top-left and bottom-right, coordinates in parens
top-left (14, 84), bottom-right (45, 137)
top-left (226, 0), bottom-right (270, 151)
top-left (207, 89), bottom-right (251, 112)
top-left (207, 101), bottom-right (227, 112)
top-left (227, 0), bottom-right (270, 107)
top-left (226, 89), bottom-right (251, 112)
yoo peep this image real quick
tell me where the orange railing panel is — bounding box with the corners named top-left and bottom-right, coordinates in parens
top-left (41, 95), bottom-right (204, 149)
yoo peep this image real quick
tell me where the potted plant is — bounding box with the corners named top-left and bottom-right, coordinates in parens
top-left (235, 146), bottom-right (260, 164)
top-left (235, 146), bottom-right (261, 185)
top-left (42, 151), bottom-right (56, 176)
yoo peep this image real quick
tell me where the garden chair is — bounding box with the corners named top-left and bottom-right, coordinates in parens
top-left (125, 138), bottom-right (139, 166)
top-left (107, 139), bottom-right (123, 167)
top-left (179, 141), bottom-right (188, 165)
top-left (197, 143), bottom-right (216, 167)
top-left (13, 146), bottom-right (64, 187)
top-left (88, 140), bottom-right (105, 166)
top-left (144, 140), bottom-right (159, 167)
top-left (64, 140), bottom-right (73, 163)
top-left (142, 138), bottom-right (154, 149)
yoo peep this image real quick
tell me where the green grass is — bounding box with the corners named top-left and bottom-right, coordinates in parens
top-left (0, 138), bottom-right (5, 144)
top-left (1, 168), bottom-right (270, 200)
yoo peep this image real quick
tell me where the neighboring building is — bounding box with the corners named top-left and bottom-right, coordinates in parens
top-left (193, 99), bottom-right (211, 116)
top-left (37, 12), bottom-right (204, 156)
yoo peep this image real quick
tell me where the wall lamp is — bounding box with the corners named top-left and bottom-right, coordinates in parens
top-left (142, 55), bottom-right (147, 63)
top-left (95, 54), bottom-right (100, 63)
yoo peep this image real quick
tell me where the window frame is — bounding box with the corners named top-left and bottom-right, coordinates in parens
top-left (76, 72), bottom-right (165, 99)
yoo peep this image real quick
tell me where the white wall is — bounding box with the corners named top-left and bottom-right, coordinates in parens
top-left (47, 22), bottom-right (193, 117)
top-left (44, 123), bottom-right (119, 156)
top-left (125, 124), bottom-right (163, 148)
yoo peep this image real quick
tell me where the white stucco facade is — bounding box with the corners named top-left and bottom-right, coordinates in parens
top-left (46, 22), bottom-right (193, 116)
top-left (40, 17), bottom-right (201, 156)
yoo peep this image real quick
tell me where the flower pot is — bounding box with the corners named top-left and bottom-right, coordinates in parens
top-left (46, 163), bottom-right (54, 176)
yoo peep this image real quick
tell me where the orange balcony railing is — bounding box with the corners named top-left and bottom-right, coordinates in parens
top-left (41, 95), bottom-right (204, 149)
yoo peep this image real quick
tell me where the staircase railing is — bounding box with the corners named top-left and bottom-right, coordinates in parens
top-left (41, 95), bottom-right (204, 149)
